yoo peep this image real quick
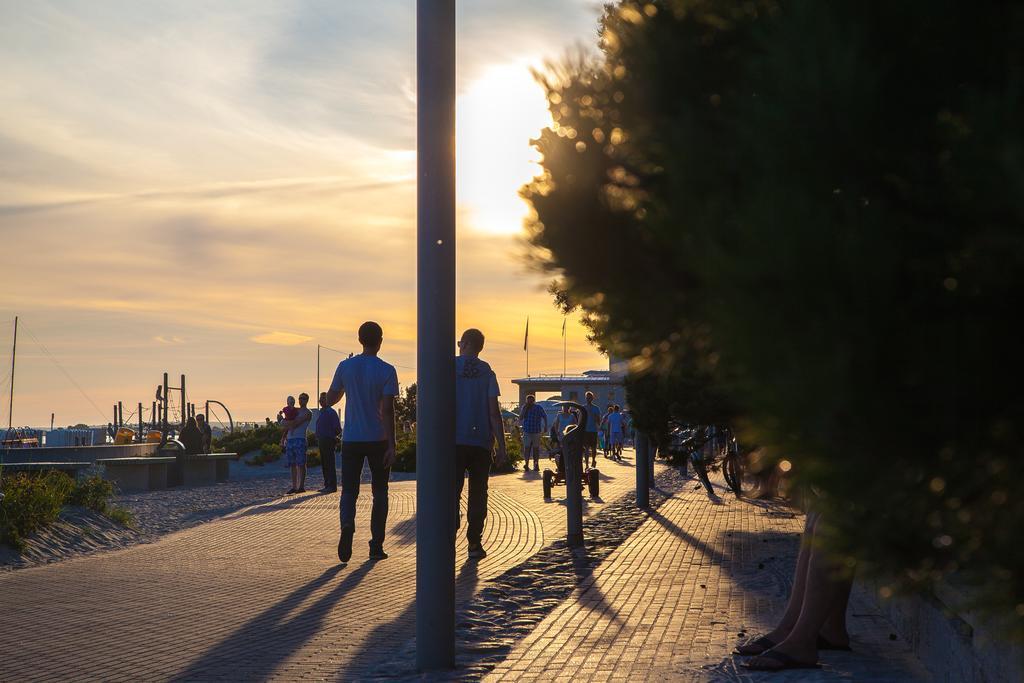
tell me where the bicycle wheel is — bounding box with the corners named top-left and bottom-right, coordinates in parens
top-left (723, 454), bottom-right (743, 497)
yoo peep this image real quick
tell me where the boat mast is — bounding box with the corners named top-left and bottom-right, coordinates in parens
top-left (7, 315), bottom-right (16, 434)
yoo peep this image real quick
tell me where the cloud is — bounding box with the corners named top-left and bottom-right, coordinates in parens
top-left (154, 335), bottom-right (186, 345)
top-left (250, 331), bottom-right (314, 346)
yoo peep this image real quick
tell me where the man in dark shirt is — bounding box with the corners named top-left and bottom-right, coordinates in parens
top-left (315, 392), bottom-right (341, 493)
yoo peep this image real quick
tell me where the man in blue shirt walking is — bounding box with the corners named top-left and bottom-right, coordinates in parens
top-left (454, 328), bottom-right (507, 559)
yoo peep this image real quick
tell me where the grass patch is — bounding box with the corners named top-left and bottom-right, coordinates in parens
top-left (1, 471), bottom-right (74, 550)
top-left (107, 506), bottom-right (134, 527)
top-left (1, 471), bottom-right (134, 549)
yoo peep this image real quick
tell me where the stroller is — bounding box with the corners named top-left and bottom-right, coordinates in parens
top-left (542, 404), bottom-right (600, 500)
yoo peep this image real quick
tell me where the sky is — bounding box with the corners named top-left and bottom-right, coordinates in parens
top-left (0, 0), bottom-right (609, 428)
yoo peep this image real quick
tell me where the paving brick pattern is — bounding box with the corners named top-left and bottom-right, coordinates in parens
top-left (485, 479), bottom-right (932, 683)
top-left (0, 454), bottom-right (647, 681)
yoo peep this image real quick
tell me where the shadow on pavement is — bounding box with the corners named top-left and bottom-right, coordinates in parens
top-left (172, 561), bottom-right (375, 681)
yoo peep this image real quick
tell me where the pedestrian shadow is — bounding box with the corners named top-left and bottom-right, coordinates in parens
top-left (222, 492), bottom-right (323, 521)
top-left (341, 554), bottom-right (483, 678)
top-left (172, 561), bottom-right (375, 681)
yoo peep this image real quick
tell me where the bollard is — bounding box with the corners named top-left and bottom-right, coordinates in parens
top-left (636, 431), bottom-right (650, 508)
top-left (563, 419), bottom-right (585, 547)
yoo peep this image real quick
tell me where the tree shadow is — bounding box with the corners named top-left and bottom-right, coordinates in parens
top-left (172, 562), bottom-right (374, 681)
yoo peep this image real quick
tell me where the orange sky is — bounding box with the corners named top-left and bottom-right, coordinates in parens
top-left (0, 1), bottom-right (607, 427)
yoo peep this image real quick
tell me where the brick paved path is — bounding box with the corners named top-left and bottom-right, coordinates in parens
top-left (486, 477), bottom-right (932, 683)
top-left (0, 453), bottom-right (650, 681)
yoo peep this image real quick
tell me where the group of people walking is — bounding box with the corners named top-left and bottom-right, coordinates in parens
top-left (518, 392), bottom-right (630, 470)
top-left (277, 322), bottom-right (506, 563)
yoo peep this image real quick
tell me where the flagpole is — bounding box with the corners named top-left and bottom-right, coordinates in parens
top-left (524, 316), bottom-right (530, 377)
top-left (562, 316), bottom-right (567, 377)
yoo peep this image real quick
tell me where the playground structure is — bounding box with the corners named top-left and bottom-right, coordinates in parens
top-left (106, 372), bottom-right (233, 446)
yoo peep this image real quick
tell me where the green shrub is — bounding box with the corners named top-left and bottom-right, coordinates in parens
top-left (0, 472), bottom-right (74, 550)
top-left (68, 475), bottom-right (115, 514)
top-left (393, 435), bottom-right (417, 472)
top-left (305, 447), bottom-right (322, 468)
top-left (107, 507), bottom-right (134, 527)
top-left (527, 0), bottom-right (1024, 639)
top-left (245, 442), bottom-right (282, 466)
top-left (492, 434), bottom-right (523, 473)
top-left (214, 423), bottom-right (284, 456)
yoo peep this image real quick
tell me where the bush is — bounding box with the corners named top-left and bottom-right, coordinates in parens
top-left (527, 0), bottom-right (1024, 639)
top-left (68, 475), bottom-right (115, 514)
top-left (393, 435), bottom-right (417, 472)
top-left (305, 447), bottom-right (322, 468)
top-left (245, 442), bottom-right (282, 466)
top-left (0, 472), bottom-right (74, 550)
top-left (214, 423), bottom-right (284, 456)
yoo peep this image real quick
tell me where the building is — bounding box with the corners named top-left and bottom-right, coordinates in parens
top-left (511, 356), bottom-right (628, 414)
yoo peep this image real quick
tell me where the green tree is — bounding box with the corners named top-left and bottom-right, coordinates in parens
top-left (395, 383), bottom-right (417, 427)
top-left (526, 0), bottom-right (1024, 637)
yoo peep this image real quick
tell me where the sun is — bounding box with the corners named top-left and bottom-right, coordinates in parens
top-left (456, 63), bottom-right (552, 235)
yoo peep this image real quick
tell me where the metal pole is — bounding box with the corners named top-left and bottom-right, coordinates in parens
top-left (162, 372), bottom-right (169, 444)
top-left (317, 344), bottom-right (320, 400)
top-left (649, 437), bottom-right (656, 479)
top-left (416, 0), bottom-right (456, 671)
top-left (138, 403), bottom-right (143, 441)
top-left (564, 419), bottom-right (585, 547)
top-left (636, 431), bottom-right (650, 509)
top-left (180, 374), bottom-right (186, 427)
top-left (118, 401), bottom-right (123, 429)
top-left (7, 316), bottom-right (15, 433)
top-left (205, 400), bottom-right (209, 422)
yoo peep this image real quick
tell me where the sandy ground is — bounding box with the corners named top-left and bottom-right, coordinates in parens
top-left (1, 457), bottom-right (413, 571)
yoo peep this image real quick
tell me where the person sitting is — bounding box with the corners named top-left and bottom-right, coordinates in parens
top-left (178, 416), bottom-right (203, 455)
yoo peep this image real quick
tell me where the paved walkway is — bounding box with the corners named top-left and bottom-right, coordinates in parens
top-left (1, 453), bottom-right (930, 681)
top-left (0, 452), bottom-right (649, 681)
top-left (485, 477), bottom-right (931, 682)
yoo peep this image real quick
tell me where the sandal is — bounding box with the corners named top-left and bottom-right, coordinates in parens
top-left (740, 649), bottom-right (820, 671)
top-left (734, 635), bottom-right (776, 656)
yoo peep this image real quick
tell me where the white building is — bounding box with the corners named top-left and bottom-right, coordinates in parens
top-left (511, 356), bottom-right (628, 415)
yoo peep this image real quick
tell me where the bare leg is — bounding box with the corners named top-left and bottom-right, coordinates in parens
top-left (298, 464), bottom-right (306, 491)
top-left (764, 511), bottom-right (818, 641)
top-left (746, 513), bottom-right (852, 667)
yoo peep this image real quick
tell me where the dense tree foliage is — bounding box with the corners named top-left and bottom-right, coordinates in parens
top-left (525, 0), bottom-right (1024, 636)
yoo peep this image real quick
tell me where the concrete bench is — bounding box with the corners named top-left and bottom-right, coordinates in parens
top-left (96, 456), bottom-right (177, 493)
top-left (177, 453), bottom-right (239, 487)
top-left (1, 461), bottom-right (91, 479)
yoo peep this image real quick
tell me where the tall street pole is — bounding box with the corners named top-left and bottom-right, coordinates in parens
top-left (7, 316), bottom-right (16, 433)
top-left (416, 0), bottom-right (457, 672)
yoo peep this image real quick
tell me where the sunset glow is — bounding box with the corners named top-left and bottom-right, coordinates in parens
top-left (0, 1), bottom-right (603, 426)
top-left (457, 64), bottom-right (552, 235)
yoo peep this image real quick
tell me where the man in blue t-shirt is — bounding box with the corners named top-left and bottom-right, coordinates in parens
top-left (325, 321), bottom-right (399, 563)
top-left (454, 328), bottom-right (507, 559)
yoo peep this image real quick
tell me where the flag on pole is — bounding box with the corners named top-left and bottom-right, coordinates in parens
top-left (523, 316), bottom-right (529, 350)
top-left (561, 317), bottom-right (566, 337)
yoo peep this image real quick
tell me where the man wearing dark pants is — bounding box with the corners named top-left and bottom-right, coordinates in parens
top-left (583, 392), bottom-right (601, 468)
top-left (325, 321), bottom-right (399, 562)
top-left (315, 392), bottom-right (340, 493)
top-left (454, 328), bottom-right (507, 559)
